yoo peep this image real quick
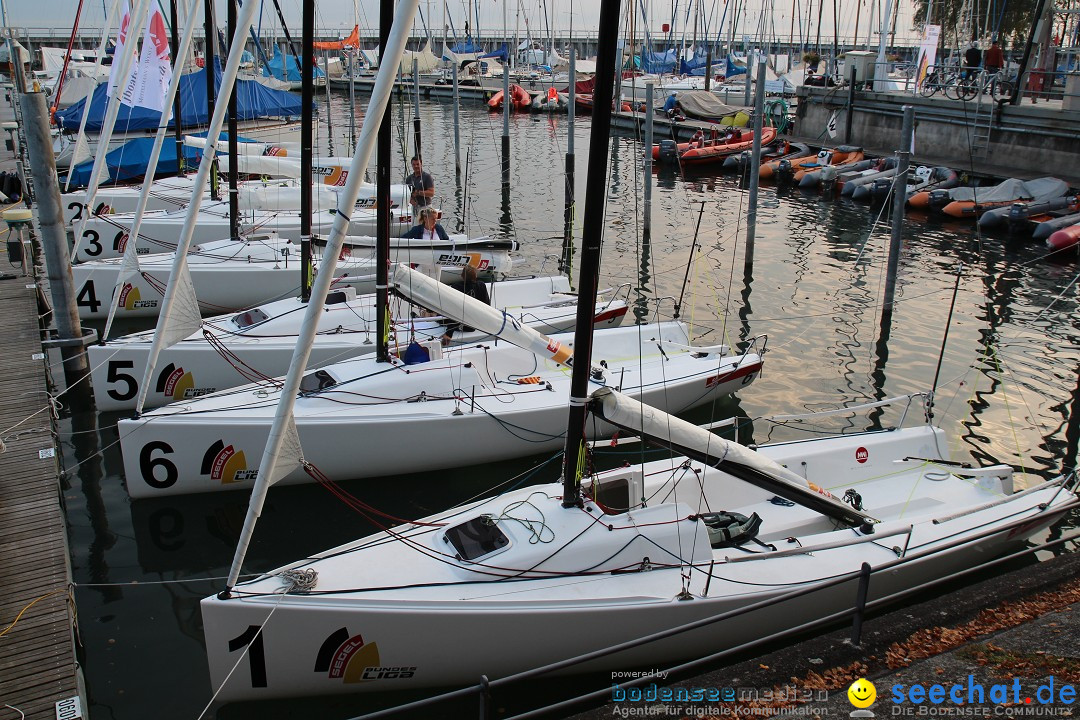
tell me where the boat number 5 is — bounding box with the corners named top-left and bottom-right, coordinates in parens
top-left (228, 625), bottom-right (268, 688)
top-left (140, 441), bottom-right (178, 489)
top-left (106, 360), bottom-right (138, 401)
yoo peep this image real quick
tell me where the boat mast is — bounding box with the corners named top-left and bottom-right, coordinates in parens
top-left (204, 0), bottom-right (220, 201)
top-left (227, 0), bottom-right (240, 240)
top-left (300, 0), bottom-right (313, 301)
top-left (132, 0), bottom-right (266, 414)
top-left (560, 0), bottom-right (621, 508)
top-left (222, 0), bottom-right (422, 593)
top-left (100, 0), bottom-right (202, 343)
top-left (376, 0), bottom-right (391, 363)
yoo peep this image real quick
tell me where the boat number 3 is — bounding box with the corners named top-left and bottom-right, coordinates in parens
top-left (106, 360), bottom-right (138, 401)
top-left (140, 441), bottom-right (178, 489)
top-left (81, 229), bottom-right (102, 256)
top-left (228, 625), bottom-right (268, 688)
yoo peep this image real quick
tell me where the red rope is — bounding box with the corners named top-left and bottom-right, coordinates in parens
top-left (50, 0), bottom-right (87, 120)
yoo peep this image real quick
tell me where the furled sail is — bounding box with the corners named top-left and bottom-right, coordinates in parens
top-left (313, 25), bottom-right (360, 50)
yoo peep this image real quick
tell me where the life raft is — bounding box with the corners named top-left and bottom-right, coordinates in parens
top-left (651, 127), bottom-right (778, 165)
top-left (1047, 223), bottom-right (1080, 251)
top-left (488, 84), bottom-right (532, 112)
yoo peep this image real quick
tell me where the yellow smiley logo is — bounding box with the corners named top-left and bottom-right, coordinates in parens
top-left (848, 678), bottom-right (877, 708)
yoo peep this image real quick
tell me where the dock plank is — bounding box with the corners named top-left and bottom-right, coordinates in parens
top-left (0, 268), bottom-right (83, 718)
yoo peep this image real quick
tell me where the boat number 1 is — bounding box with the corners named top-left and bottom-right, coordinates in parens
top-left (228, 625), bottom-right (268, 688)
top-left (140, 441), bottom-right (178, 489)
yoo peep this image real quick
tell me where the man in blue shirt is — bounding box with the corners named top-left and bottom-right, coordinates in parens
top-left (663, 92), bottom-right (678, 117)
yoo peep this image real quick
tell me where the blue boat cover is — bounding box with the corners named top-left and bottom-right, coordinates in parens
top-left (65, 131), bottom-right (257, 187)
top-left (450, 39), bottom-right (483, 53)
top-left (641, 49), bottom-right (677, 74)
top-left (56, 64), bottom-right (308, 133)
top-left (262, 46), bottom-right (326, 83)
top-left (725, 55), bottom-right (747, 77)
top-left (479, 44), bottom-right (508, 61)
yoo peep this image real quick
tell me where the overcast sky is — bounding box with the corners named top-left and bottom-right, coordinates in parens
top-left (1, 0), bottom-right (923, 48)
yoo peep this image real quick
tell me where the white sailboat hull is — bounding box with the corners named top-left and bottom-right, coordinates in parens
top-left (71, 203), bottom-right (414, 262)
top-left (70, 235), bottom-right (515, 319)
top-left (89, 276), bottom-right (628, 410)
top-left (117, 322), bottom-right (763, 497)
top-left (199, 425), bottom-right (1076, 701)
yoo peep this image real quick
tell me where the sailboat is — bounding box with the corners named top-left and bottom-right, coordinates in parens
top-left (199, 0), bottom-right (1079, 705)
top-left (89, 274), bottom-right (630, 410)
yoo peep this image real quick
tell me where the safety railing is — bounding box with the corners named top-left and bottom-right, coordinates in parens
top-left (344, 472), bottom-right (1079, 720)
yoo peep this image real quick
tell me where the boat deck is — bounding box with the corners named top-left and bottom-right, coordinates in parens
top-left (0, 94), bottom-right (84, 720)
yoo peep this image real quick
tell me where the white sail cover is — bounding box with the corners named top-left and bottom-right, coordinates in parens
top-left (390, 263), bottom-right (576, 366)
top-left (238, 182), bottom-right (407, 211)
top-left (400, 40), bottom-right (439, 73)
top-left (183, 136), bottom-right (301, 156)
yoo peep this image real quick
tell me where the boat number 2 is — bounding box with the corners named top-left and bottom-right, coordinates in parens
top-left (140, 441), bottom-right (177, 489)
top-left (68, 202), bottom-right (83, 222)
top-left (228, 625), bottom-right (268, 688)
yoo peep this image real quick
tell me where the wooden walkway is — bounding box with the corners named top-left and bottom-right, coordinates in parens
top-left (0, 238), bottom-right (83, 711)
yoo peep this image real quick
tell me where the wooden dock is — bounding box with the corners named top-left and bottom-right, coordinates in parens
top-left (0, 98), bottom-right (85, 716)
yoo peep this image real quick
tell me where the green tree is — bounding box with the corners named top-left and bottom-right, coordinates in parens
top-left (912, 0), bottom-right (1039, 49)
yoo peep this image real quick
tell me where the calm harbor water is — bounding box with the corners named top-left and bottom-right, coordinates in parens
top-left (57, 91), bottom-right (1080, 719)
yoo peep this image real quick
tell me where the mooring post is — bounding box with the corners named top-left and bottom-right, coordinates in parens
top-left (845, 66), bottom-right (857, 143)
top-left (19, 91), bottom-right (92, 389)
top-left (412, 57), bottom-right (422, 160)
top-left (452, 63), bottom-right (461, 177)
top-left (743, 49), bottom-right (753, 107)
top-left (501, 62), bottom-right (510, 185)
top-left (744, 59), bottom-right (767, 273)
top-left (851, 562), bottom-right (872, 645)
top-left (881, 105), bottom-right (914, 326)
top-left (643, 80), bottom-right (655, 245)
top-left (562, 48), bottom-right (577, 276)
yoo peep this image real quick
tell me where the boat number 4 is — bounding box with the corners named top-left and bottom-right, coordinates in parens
top-left (140, 441), bottom-right (178, 489)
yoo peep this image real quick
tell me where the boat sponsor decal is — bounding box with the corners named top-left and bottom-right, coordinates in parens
top-left (704, 360), bottom-right (763, 389)
top-left (118, 283), bottom-right (158, 311)
top-left (115, 232), bottom-right (129, 253)
top-left (855, 446), bottom-right (869, 464)
top-left (262, 146), bottom-right (289, 157)
top-left (315, 165), bottom-right (349, 187)
top-left (807, 481), bottom-right (837, 500)
top-left (153, 362), bottom-right (214, 400)
top-left (314, 627), bottom-right (412, 683)
top-left (436, 252), bottom-right (491, 271)
top-left (201, 439), bottom-right (257, 485)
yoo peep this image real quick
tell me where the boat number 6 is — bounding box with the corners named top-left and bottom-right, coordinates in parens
top-left (140, 441), bottom-right (178, 489)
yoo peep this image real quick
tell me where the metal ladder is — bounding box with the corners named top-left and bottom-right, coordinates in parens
top-left (970, 86), bottom-right (994, 158)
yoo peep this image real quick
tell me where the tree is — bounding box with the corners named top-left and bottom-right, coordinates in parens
top-left (911, 0), bottom-right (1040, 49)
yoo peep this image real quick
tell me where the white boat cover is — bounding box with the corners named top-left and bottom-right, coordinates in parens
top-left (675, 91), bottom-right (743, 120)
top-left (400, 40), bottom-right (438, 74)
top-left (949, 177), bottom-right (1068, 204)
top-left (238, 183), bottom-right (408, 211)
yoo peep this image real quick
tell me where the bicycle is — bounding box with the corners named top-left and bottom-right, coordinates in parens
top-left (953, 68), bottom-right (1015, 101)
top-left (918, 64), bottom-right (962, 98)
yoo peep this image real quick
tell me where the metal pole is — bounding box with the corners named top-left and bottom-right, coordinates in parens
top-left (501, 60), bottom-right (510, 186)
top-left (704, 44), bottom-right (713, 91)
top-left (170, 0), bottom-right (186, 176)
top-left (19, 91), bottom-right (91, 386)
top-left (743, 49), bottom-right (752, 106)
top-left (349, 52), bottom-right (357, 154)
top-left (643, 81), bottom-right (654, 245)
top-left (412, 57), bottom-right (422, 160)
top-left (204, 0), bottom-right (220, 201)
top-left (562, 48), bottom-right (576, 277)
top-left (452, 62), bottom-right (461, 177)
top-left (376, 0), bottom-right (392, 363)
top-left (881, 104), bottom-right (913, 325)
top-left (300, 0), bottom-right (313, 302)
top-left (323, 54), bottom-right (334, 156)
top-left (227, 0), bottom-right (240, 240)
top-left (744, 59), bottom-right (766, 272)
top-left (613, 39), bottom-right (624, 106)
top-left (845, 65), bottom-right (856, 143)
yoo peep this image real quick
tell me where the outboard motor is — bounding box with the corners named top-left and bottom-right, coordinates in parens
top-left (870, 177), bottom-right (891, 204)
top-left (928, 188), bottom-right (953, 212)
top-left (658, 139), bottom-right (680, 163)
top-left (776, 158), bottom-right (795, 184)
top-left (1006, 202), bottom-right (1030, 236)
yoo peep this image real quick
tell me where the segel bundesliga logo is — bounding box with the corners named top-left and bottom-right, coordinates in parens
top-left (155, 363), bottom-right (215, 400)
top-left (201, 439), bottom-right (258, 484)
top-left (118, 283), bottom-right (159, 310)
top-left (314, 628), bottom-right (416, 684)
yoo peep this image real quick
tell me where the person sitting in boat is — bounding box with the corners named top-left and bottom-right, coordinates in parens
top-left (405, 155), bottom-right (435, 222)
top-left (727, 128), bottom-right (742, 142)
top-left (401, 207), bottom-right (450, 241)
top-left (690, 129), bottom-right (706, 148)
top-left (440, 265), bottom-right (491, 346)
top-left (709, 127), bottom-right (720, 145)
top-left (663, 92), bottom-right (679, 118)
